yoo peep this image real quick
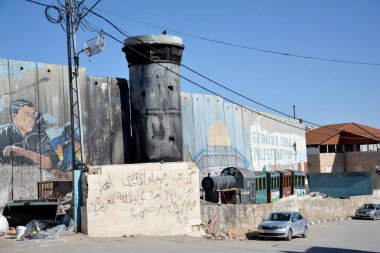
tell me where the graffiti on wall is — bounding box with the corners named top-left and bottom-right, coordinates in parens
top-left (0, 98), bottom-right (81, 173)
top-left (250, 121), bottom-right (307, 171)
top-left (83, 163), bottom-right (201, 237)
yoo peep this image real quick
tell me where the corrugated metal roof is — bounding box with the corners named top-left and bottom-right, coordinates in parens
top-left (306, 122), bottom-right (380, 145)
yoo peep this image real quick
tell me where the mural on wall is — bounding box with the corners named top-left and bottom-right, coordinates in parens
top-left (0, 59), bottom-right (128, 209)
top-left (0, 99), bottom-right (59, 169)
top-left (0, 97), bottom-right (84, 174)
top-left (193, 121), bottom-right (249, 176)
top-left (181, 93), bottom-right (308, 177)
top-left (51, 124), bottom-right (81, 172)
top-left (250, 120), bottom-right (307, 172)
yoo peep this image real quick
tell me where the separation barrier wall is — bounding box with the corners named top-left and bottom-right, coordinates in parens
top-left (181, 92), bottom-right (307, 177)
top-left (0, 58), bottom-right (308, 212)
top-left (0, 59), bottom-right (130, 210)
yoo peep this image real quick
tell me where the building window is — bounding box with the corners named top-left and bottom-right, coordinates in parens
top-left (336, 144), bottom-right (344, 153)
top-left (345, 144), bottom-right (354, 152)
top-left (320, 145), bottom-right (327, 153)
top-left (328, 145), bottom-right (336, 153)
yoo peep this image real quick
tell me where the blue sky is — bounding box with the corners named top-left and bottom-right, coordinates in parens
top-left (1, 0), bottom-right (379, 129)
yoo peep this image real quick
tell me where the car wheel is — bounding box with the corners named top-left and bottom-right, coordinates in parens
top-left (373, 214), bottom-right (376, 221)
top-left (286, 229), bottom-right (292, 241)
top-left (302, 226), bottom-right (308, 238)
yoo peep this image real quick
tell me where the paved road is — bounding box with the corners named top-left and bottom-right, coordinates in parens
top-left (1, 219), bottom-right (379, 253)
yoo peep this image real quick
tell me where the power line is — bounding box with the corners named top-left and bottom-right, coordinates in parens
top-left (85, 9), bottom-right (380, 137)
top-left (85, 10), bottom-right (380, 139)
top-left (25, 0), bottom-right (50, 7)
top-left (94, 7), bottom-right (380, 67)
top-left (101, 30), bottom-right (380, 141)
top-left (102, 30), bottom-right (307, 131)
top-left (86, 9), bottom-right (296, 118)
top-left (24, 2), bottom-right (380, 140)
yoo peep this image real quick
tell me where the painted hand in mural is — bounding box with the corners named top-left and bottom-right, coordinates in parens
top-left (3, 145), bottom-right (24, 157)
top-left (2, 145), bottom-right (54, 169)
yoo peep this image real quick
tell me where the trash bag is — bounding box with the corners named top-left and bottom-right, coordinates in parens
top-left (23, 216), bottom-right (74, 240)
top-left (0, 215), bottom-right (9, 234)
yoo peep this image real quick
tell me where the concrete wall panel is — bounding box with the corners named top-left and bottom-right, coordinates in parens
top-left (0, 59), bottom-right (10, 126)
top-left (108, 77), bottom-right (127, 164)
top-left (82, 76), bottom-right (112, 165)
top-left (181, 93), bottom-right (194, 161)
top-left (81, 162), bottom-right (201, 237)
top-left (191, 94), bottom-right (207, 175)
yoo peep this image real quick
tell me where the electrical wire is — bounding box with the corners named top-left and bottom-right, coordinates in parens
top-left (87, 10), bottom-right (295, 118)
top-left (45, 5), bottom-right (62, 23)
top-left (102, 31), bottom-right (306, 130)
top-left (94, 7), bottom-right (380, 66)
top-left (101, 30), bottom-right (380, 141)
top-left (22, 1), bottom-right (380, 140)
top-left (25, 0), bottom-right (50, 7)
top-left (85, 10), bottom-right (380, 139)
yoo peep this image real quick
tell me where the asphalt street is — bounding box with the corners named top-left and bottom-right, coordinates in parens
top-left (1, 219), bottom-right (379, 253)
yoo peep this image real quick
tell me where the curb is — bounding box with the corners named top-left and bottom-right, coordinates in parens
top-left (308, 217), bottom-right (352, 225)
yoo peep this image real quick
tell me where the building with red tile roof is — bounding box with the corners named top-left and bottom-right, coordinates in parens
top-left (306, 123), bottom-right (380, 173)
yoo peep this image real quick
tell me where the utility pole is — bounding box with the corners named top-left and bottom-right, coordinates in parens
top-left (65, 0), bottom-right (85, 232)
top-left (27, 0), bottom-right (104, 232)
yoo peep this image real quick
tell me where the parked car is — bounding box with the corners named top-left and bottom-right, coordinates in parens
top-left (257, 211), bottom-right (308, 241)
top-left (355, 204), bottom-right (380, 220)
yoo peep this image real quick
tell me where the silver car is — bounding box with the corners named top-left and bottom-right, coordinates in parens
top-left (355, 204), bottom-right (380, 220)
top-left (257, 211), bottom-right (308, 241)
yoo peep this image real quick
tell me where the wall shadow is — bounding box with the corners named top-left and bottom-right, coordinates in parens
top-left (283, 247), bottom-right (377, 253)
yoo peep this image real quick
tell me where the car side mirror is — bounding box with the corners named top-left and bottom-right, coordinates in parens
top-left (292, 218), bottom-right (297, 222)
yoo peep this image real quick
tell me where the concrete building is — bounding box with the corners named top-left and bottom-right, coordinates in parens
top-left (306, 122), bottom-right (380, 173)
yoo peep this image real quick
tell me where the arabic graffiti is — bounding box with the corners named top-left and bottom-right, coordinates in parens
top-left (86, 165), bottom-right (199, 227)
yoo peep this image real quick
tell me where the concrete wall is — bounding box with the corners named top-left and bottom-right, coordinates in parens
top-left (346, 151), bottom-right (380, 172)
top-left (81, 162), bottom-right (202, 237)
top-left (201, 192), bottom-right (380, 232)
top-left (181, 93), bottom-right (307, 177)
top-left (307, 154), bottom-right (320, 173)
top-left (0, 59), bottom-right (130, 211)
top-left (307, 152), bottom-right (380, 173)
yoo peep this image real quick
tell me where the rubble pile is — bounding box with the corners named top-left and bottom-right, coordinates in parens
top-left (200, 224), bottom-right (249, 241)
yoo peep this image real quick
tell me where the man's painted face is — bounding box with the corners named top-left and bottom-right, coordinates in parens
top-left (12, 106), bottom-right (35, 135)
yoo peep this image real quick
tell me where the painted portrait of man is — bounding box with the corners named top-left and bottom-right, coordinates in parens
top-left (0, 99), bottom-right (59, 169)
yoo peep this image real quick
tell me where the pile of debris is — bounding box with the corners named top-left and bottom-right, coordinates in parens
top-left (200, 223), bottom-right (252, 241)
top-left (308, 192), bottom-right (331, 198)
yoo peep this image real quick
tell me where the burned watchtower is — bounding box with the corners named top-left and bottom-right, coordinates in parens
top-left (122, 35), bottom-right (185, 162)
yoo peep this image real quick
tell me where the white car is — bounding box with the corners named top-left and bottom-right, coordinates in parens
top-left (257, 211), bottom-right (308, 241)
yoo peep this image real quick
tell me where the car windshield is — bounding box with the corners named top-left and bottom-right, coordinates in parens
top-left (361, 204), bottom-right (375, 209)
top-left (267, 213), bottom-right (291, 221)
